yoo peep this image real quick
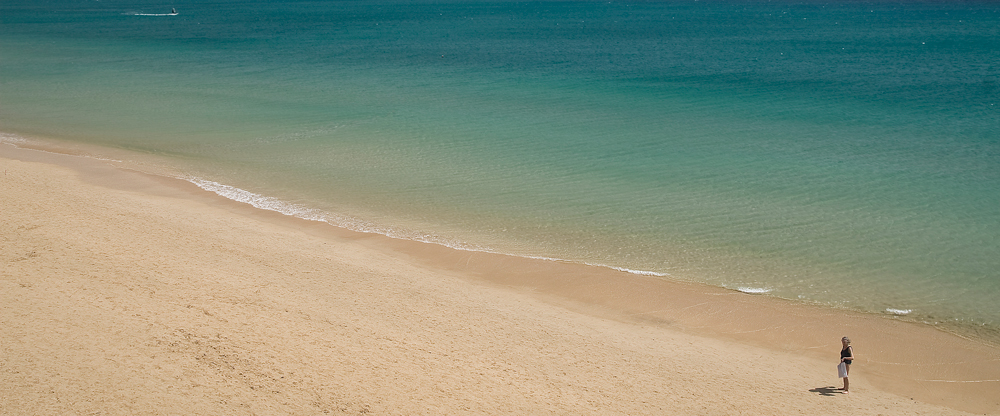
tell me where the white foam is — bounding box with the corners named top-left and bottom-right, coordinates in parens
top-left (524, 255), bottom-right (565, 262)
top-left (186, 178), bottom-right (327, 222)
top-left (608, 266), bottom-right (668, 277)
top-left (0, 132), bottom-right (27, 145)
top-left (183, 176), bottom-right (676, 280)
top-left (185, 177), bottom-right (478, 249)
top-left (736, 287), bottom-right (771, 294)
top-left (522, 256), bottom-right (668, 277)
top-left (886, 308), bottom-right (912, 315)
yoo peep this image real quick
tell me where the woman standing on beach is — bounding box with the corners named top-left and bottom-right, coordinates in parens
top-left (840, 337), bottom-right (854, 393)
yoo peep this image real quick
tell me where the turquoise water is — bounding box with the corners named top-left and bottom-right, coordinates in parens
top-left (3, 1), bottom-right (999, 338)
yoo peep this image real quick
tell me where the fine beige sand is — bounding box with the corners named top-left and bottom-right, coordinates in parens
top-left (2, 144), bottom-right (998, 415)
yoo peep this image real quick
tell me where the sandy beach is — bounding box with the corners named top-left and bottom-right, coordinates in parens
top-left (2, 144), bottom-right (998, 415)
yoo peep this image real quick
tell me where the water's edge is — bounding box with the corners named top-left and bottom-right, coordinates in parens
top-left (5, 134), bottom-right (996, 346)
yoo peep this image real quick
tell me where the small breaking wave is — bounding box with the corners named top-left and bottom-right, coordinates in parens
top-left (886, 308), bottom-right (912, 315)
top-left (0, 132), bottom-right (27, 145)
top-left (184, 176), bottom-right (674, 280)
top-left (735, 287), bottom-right (771, 294)
top-left (187, 178), bottom-right (328, 222)
top-left (608, 266), bottom-right (668, 277)
top-left (186, 177), bottom-right (487, 252)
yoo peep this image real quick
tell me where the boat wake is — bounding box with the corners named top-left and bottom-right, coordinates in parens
top-left (133, 9), bottom-right (177, 16)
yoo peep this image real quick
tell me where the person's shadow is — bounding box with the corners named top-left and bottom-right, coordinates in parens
top-left (809, 386), bottom-right (842, 396)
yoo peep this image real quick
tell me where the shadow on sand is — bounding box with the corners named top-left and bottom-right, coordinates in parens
top-left (809, 386), bottom-right (843, 396)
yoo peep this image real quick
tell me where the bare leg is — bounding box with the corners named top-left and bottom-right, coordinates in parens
top-left (843, 364), bottom-right (850, 392)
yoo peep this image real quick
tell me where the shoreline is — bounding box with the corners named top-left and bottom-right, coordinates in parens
top-left (5, 132), bottom-right (999, 343)
top-left (3, 143), bottom-right (998, 414)
top-left (186, 173), bottom-right (1000, 345)
top-left (7, 132), bottom-right (995, 343)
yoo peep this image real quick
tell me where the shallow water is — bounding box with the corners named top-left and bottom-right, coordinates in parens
top-left (2, 0), bottom-right (999, 339)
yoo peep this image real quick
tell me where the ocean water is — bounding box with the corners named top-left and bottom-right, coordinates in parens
top-left (2, 0), bottom-right (999, 339)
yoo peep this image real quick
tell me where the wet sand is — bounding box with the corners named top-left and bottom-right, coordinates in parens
top-left (2, 144), bottom-right (997, 415)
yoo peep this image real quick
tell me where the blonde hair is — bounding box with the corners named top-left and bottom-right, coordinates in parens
top-left (842, 337), bottom-right (851, 344)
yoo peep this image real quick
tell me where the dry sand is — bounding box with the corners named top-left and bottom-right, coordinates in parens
top-left (2, 144), bottom-right (998, 415)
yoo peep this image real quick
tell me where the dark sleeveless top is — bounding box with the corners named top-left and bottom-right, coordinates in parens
top-left (841, 346), bottom-right (853, 365)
